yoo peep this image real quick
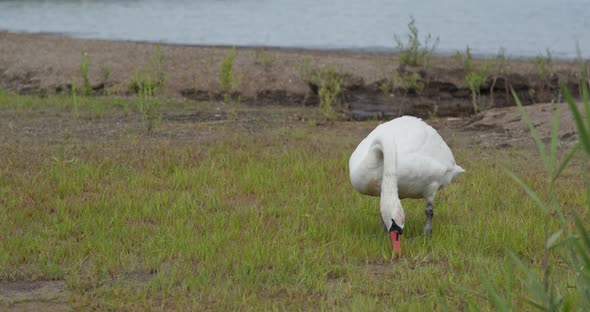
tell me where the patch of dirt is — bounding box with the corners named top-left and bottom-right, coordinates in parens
top-left (3, 302), bottom-right (69, 312)
top-left (463, 101), bottom-right (584, 148)
top-left (365, 263), bottom-right (396, 275)
top-left (0, 280), bottom-right (67, 311)
top-left (0, 280), bottom-right (65, 302)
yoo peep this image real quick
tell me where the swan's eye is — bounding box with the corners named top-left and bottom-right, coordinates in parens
top-left (389, 219), bottom-right (403, 235)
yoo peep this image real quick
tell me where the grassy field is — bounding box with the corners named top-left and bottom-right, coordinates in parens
top-left (0, 92), bottom-right (587, 310)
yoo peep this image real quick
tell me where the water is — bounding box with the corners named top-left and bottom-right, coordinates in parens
top-left (0, 0), bottom-right (588, 58)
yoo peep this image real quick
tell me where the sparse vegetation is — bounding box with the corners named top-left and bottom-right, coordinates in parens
top-left (379, 72), bottom-right (395, 96)
top-left (316, 66), bottom-right (343, 117)
top-left (155, 43), bottom-right (165, 88)
top-left (489, 48), bottom-right (511, 105)
top-left (79, 51), bottom-right (92, 95)
top-left (128, 43), bottom-right (165, 96)
top-left (101, 65), bottom-right (111, 86)
top-left (297, 57), bottom-right (343, 117)
top-left (533, 49), bottom-right (555, 88)
top-left (465, 66), bottom-right (489, 113)
top-left (455, 46), bottom-right (474, 74)
top-left (219, 46), bottom-right (240, 103)
top-left (71, 77), bottom-right (78, 117)
top-left (530, 49), bottom-right (559, 103)
top-left (132, 68), bottom-right (162, 132)
top-left (456, 46), bottom-right (490, 113)
top-left (379, 70), bottom-right (425, 97)
top-left (394, 16), bottom-right (439, 67)
top-left (397, 71), bottom-right (425, 96)
top-left (125, 44), bottom-right (167, 131)
top-left (254, 49), bottom-right (275, 71)
top-left (297, 56), bottom-right (313, 82)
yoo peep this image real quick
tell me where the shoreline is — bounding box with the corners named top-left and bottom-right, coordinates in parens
top-left (0, 31), bottom-right (585, 119)
top-left (0, 30), bottom-right (584, 60)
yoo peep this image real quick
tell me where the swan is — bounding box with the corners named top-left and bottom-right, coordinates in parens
top-left (349, 116), bottom-right (464, 254)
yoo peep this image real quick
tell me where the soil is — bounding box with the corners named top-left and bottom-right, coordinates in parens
top-left (0, 280), bottom-right (67, 311)
top-left (0, 31), bottom-right (586, 119)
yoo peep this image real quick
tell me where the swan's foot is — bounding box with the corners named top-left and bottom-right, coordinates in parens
top-left (423, 202), bottom-right (433, 236)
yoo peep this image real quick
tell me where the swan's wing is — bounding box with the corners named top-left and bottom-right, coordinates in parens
top-left (349, 136), bottom-right (383, 196)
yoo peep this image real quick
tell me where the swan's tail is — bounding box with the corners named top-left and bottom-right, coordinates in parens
top-left (441, 164), bottom-right (464, 187)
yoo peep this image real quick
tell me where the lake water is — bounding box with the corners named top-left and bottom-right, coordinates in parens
top-left (0, 0), bottom-right (588, 58)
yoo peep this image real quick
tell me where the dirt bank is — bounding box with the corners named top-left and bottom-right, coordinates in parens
top-left (0, 32), bottom-right (586, 119)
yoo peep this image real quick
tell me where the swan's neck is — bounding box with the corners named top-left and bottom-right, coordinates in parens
top-left (376, 140), bottom-right (404, 229)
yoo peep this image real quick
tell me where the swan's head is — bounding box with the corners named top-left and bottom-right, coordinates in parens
top-left (380, 198), bottom-right (405, 255)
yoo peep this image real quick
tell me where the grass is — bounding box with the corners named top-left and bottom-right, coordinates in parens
top-left (0, 92), bottom-right (588, 310)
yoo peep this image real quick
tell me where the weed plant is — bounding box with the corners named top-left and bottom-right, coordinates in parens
top-left (128, 43), bottom-right (165, 95)
top-left (219, 46), bottom-right (240, 103)
top-left (101, 66), bottom-right (111, 86)
top-left (394, 16), bottom-right (439, 67)
top-left (71, 78), bottom-right (79, 117)
top-left (126, 44), bottom-right (166, 131)
top-left (456, 46), bottom-right (490, 113)
top-left (489, 48), bottom-right (511, 106)
top-left (297, 58), bottom-right (343, 117)
top-left (533, 49), bottom-right (555, 88)
top-left (134, 72), bottom-right (162, 132)
top-left (254, 50), bottom-right (275, 72)
top-left (316, 66), bottom-right (343, 117)
top-left (79, 52), bottom-right (92, 95)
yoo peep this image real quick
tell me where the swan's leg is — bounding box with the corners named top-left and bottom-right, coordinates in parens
top-left (424, 202), bottom-right (433, 236)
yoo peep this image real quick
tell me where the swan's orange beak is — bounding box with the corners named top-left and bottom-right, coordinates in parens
top-left (390, 230), bottom-right (401, 255)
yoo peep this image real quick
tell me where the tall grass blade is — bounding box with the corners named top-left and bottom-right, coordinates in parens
top-left (577, 44), bottom-right (590, 126)
top-left (546, 229), bottom-right (563, 250)
top-left (583, 73), bottom-right (589, 128)
top-left (480, 274), bottom-right (511, 312)
top-left (504, 263), bottom-right (513, 307)
top-left (549, 103), bottom-right (561, 174)
top-left (573, 213), bottom-right (590, 255)
top-left (509, 252), bottom-right (546, 309)
top-left (512, 89), bottom-right (549, 172)
top-left (504, 169), bottom-right (547, 213)
top-left (562, 84), bottom-right (590, 154)
top-left (552, 142), bottom-right (580, 182)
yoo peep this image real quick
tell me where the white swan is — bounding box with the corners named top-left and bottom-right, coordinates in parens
top-left (349, 116), bottom-right (464, 254)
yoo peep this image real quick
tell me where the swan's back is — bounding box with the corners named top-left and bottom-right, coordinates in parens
top-left (349, 116), bottom-right (463, 199)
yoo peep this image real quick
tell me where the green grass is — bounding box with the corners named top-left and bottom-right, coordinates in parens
top-left (0, 94), bottom-right (588, 310)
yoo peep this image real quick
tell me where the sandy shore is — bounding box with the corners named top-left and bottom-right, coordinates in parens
top-left (0, 31), bottom-right (585, 119)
